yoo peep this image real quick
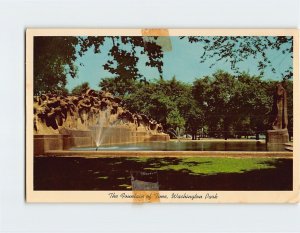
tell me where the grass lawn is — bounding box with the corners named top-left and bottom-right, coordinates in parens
top-left (127, 157), bottom-right (277, 175)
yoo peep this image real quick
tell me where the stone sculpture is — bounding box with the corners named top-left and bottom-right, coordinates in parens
top-left (270, 83), bottom-right (288, 130)
top-left (267, 83), bottom-right (289, 146)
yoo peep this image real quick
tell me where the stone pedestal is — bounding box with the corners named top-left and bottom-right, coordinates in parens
top-left (266, 129), bottom-right (289, 151)
top-left (267, 129), bottom-right (289, 143)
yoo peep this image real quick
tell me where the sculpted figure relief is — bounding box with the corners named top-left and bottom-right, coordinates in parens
top-left (33, 89), bottom-right (163, 134)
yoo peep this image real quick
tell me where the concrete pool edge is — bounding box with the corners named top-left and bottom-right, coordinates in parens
top-left (41, 150), bottom-right (293, 158)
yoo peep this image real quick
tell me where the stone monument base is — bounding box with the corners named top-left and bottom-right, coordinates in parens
top-left (267, 129), bottom-right (289, 143)
top-left (266, 129), bottom-right (289, 151)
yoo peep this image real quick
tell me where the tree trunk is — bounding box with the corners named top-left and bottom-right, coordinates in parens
top-left (224, 119), bottom-right (228, 140)
top-left (256, 133), bottom-right (259, 140)
top-left (192, 134), bottom-right (196, 140)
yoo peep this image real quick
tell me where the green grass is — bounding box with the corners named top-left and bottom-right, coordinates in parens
top-left (127, 157), bottom-right (277, 175)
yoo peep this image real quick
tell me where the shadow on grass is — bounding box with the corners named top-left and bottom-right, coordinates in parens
top-left (34, 156), bottom-right (292, 191)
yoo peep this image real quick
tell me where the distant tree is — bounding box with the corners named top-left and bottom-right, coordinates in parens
top-left (235, 73), bottom-right (274, 139)
top-left (195, 71), bottom-right (240, 139)
top-left (71, 82), bottom-right (90, 96)
top-left (99, 77), bottom-right (139, 97)
top-left (123, 81), bottom-right (176, 126)
top-left (123, 77), bottom-right (196, 133)
top-left (166, 109), bottom-right (186, 130)
top-left (56, 87), bottom-right (69, 96)
top-left (185, 100), bottom-right (204, 140)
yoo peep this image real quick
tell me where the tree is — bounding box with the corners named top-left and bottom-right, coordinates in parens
top-left (166, 109), bottom-right (185, 130)
top-left (233, 73), bottom-right (274, 139)
top-left (181, 36), bottom-right (293, 80)
top-left (185, 100), bottom-right (204, 140)
top-left (71, 82), bottom-right (90, 96)
top-left (123, 81), bottom-right (177, 126)
top-left (34, 36), bottom-right (79, 95)
top-left (122, 77), bottom-right (199, 134)
top-left (99, 77), bottom-right (139, 97)
top-left (197, 71), bottom-right (239, 139)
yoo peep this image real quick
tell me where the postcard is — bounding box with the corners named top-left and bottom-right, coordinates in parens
top-left (26, 29), bottom-right (299, 203)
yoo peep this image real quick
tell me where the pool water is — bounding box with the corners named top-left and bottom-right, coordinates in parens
top-left (70, 140), bottom-right (269, 151)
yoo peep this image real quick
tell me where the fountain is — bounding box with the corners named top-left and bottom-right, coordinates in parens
top-left (93, 107), bottom-right (120, 151)
top-left (167, 127), bottom-right (184, 141)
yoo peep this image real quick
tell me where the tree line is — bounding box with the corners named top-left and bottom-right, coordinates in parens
top-left (71, 71), bottom-right (293, 140)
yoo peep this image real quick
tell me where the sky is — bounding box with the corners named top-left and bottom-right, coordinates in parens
top-left (65, 36), bottom-right (292, 91)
